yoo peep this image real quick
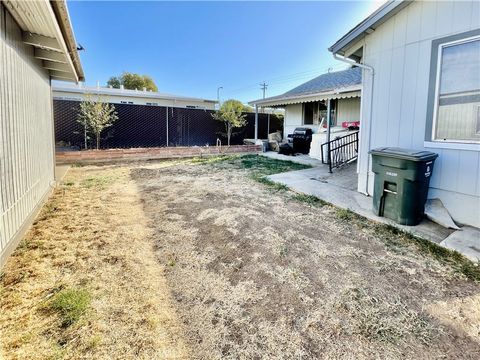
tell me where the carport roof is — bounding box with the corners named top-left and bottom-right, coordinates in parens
top-left (249, 67), bottom-right (362, 107)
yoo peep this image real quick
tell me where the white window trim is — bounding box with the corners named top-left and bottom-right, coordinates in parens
top-left (431, 35), bottom-right (480, 144)
top-left (424, 141), bottom-right (480, 152)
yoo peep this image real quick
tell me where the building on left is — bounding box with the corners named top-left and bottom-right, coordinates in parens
top-left (0, 0), bottom-right (84, 267)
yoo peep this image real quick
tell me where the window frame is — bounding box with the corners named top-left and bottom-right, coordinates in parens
top-left (429, 32), bottom-right (480, 144)
top-left (302, 102), bottom-right (314, 125)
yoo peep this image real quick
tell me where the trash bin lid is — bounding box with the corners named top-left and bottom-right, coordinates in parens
top-left (369, 147), bottom-right (438, 161)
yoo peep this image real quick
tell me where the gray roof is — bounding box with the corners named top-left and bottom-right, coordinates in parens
top-left (249, 67), bottom-right (362, 105)
top-left (283, 67), bottom-right (361, 96)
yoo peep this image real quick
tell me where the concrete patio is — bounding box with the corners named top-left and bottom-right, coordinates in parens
top-left (261, 153), bottom-right (480, 262)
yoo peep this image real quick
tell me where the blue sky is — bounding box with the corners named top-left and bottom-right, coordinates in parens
top-left (68, 1), bottom-right (378, 103)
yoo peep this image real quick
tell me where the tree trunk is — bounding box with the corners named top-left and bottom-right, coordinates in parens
top-left (227, 125), bottom-right (231, 146)
top-left (96, 133), bottom-right (100, 150)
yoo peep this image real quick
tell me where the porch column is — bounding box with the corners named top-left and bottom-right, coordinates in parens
top-left (254, 104), bottom-right (259, 141)
top-left (326, 98), bottom-right (332, 173)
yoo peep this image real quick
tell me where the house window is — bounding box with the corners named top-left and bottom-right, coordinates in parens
top-left (303, 102), bottom-right (314, 124)
top-left (431, 35), bottom-right (480, 143)
top-left (303, 101), bottom-right (328, 125)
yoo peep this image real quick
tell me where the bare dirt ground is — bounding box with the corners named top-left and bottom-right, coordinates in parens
top-left (1, 155), bottom-right (479, 359)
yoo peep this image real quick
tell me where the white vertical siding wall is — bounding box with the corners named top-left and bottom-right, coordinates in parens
top-left (357, 0), bottom-right (480, 227)
top-left (0, 4), bottom-right (55, 267)
top-left (284, 104), bottom-right (306, 138)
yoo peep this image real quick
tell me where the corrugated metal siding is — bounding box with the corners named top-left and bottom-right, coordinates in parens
top-left (0, 3), bottom-right (54, 265)
top-left (358, 0), bottom-right (480, 227)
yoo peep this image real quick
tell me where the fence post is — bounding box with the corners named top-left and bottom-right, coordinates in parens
top-left (267, 113), bottom-right (270, 137)
top-left (166, 106), bottom-right (169, 147)
top-left (254, 104), bottom-right (258, 141)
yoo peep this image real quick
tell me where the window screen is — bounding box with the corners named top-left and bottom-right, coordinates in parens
top-left (434, 37), bottom-right (480, 142)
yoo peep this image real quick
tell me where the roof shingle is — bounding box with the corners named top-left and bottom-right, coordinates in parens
top-left (283, 67), bottom-right (362, 97)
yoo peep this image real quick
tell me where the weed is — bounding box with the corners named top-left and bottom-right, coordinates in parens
top-left (279, 245), bottom-right (289, 257)
top-left (86, 335), bottom-right (102, 350)
top-left (249, 175), bottom-right (288, 191)
top-left (44, 202), bottom-right (59, 215)
top-left (336, 208), bottom-right (354, 221)
top-left (168, 259), bottom-right (176, 267)
top-left (49, 288), bottom-right (91, 327)
top-left (167, 253), bottom-right (177, 267)
top-left (339, 287), bottom-right (435, 345)
top-left (239, 154), bottom-right (309, 176)
top-left (291, 193), bottom-right (327, 207)
top-left (191, 155), bottom-right (240, 165)
top-left (372, 223), bottom-right (480, 282)
top-left (63, 181), bottom-right (75, 186)
top-left (80, 175), bottom-right (115, 189)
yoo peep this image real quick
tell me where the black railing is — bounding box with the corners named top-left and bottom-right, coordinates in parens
top-left (321, 131), bottom-right (359, 173)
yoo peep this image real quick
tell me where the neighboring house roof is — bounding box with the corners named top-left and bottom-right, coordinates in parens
top-left (249, 67), bottom-right (362, 107)
top-left (52, 84), bottom-right (217, 104)
top-left (329, 0), bottom-right (411, 56)
top-left (3, 0), bottom-right (84, 82)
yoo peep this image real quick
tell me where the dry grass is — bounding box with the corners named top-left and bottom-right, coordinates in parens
top-left (0, 164), bottom-right (188, 359)
top-left (1, 155), bottom-right (479, 359)
top-left (129, 155), bottom-right (480, 359)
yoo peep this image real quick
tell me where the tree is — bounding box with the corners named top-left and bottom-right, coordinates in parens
top-left (77, 95), bottom-right (118, 150)
top-left (106, 76), bottom-right (121, 89)
top-left (212, 99), bottom-right (247, 146)
top-left (107, 72), bottom-right (158, 92)
top-left (242, 104), bottom-right (255, 113)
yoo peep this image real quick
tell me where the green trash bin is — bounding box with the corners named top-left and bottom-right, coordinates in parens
top-left (370, 147), bottom-right (438, 226)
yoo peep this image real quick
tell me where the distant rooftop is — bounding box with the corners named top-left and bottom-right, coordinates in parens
top-left (52, 83), bottom-right (217, 103)
top-left (249, 67), bottom-right (362, 107)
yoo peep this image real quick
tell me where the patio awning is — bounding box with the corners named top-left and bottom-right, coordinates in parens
top-left (249, 87), bottom-right (361, 108)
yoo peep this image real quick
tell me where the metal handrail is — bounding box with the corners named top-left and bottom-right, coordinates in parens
top-left (321, 131), bottom-right (359, 173)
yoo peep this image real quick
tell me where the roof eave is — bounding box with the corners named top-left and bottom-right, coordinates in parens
top-left (329, 0), bottom-right (411, 55)
top-left (50, 0), bottom-right (85, 82)
top-left (249, 86), bottom-right (362, 107)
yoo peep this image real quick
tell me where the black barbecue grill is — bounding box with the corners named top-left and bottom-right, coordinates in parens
top-left (291, 127), bottom-right (313, 154)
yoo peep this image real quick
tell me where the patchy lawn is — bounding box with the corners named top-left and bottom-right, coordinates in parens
top-left (1, 155), bottom-right (479, 359)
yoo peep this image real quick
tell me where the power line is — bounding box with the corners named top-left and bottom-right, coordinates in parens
top-left (223, 63), bottom-right (351, 97)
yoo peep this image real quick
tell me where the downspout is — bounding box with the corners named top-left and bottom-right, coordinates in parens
top-left (333, 53), bottom-right (375, 195)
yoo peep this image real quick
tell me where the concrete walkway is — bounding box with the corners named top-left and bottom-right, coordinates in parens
top-left (266, 161), bottom-right (479, 261)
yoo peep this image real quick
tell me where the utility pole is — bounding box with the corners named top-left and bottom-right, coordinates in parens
top-left (216, 86), bottom-right (223, 109)
top-left (260, 82), bottom-right (268, 99)
top-left (259, 82), bottom-right (268, 114)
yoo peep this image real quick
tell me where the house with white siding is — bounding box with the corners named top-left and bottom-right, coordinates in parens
top-left (0, 0), bottom-right (83, 267)
top-left (249, 68), bottom-right (362, 157)
top-left (329, 0), bottom-right (479, 228)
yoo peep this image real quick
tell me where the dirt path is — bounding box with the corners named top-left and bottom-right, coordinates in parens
top-left (132, 158), bottom-right (480, 359)
top-left (1, 156), bottom-right (479, 359)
